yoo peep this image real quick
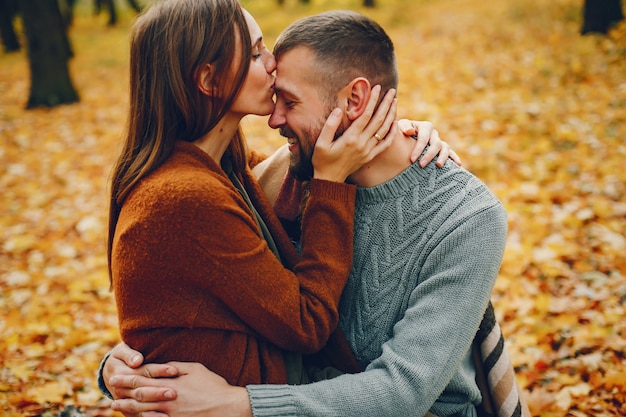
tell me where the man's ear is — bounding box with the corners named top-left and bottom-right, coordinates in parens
top-left (196, 64), bottom-right (215, 97)
top-left (344, 78), bottom-right (371, 122)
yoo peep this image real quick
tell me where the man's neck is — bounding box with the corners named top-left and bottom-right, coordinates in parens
top-left (347, 129), bottom-right (414, 188)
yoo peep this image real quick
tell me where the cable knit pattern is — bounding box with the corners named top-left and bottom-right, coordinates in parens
top-left (249, 158), bottom-right (508, 417)
top-left (342, 161), bottom-right (500, 368)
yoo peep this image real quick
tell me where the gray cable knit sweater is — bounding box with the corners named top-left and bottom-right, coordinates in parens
top-left (248, 158), bottom-right (508, 417)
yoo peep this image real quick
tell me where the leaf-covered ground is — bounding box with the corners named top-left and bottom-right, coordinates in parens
top-left (1, 0), bottom-right (624, 415)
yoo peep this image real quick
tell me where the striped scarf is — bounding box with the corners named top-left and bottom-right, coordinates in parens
top-left (473, 302), bottom-right (531, 417)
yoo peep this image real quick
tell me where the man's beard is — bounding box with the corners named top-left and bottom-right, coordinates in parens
top-left (280, 116), bottom-right (345, 182)
top-left (280, 125), bottom-right (315, 182)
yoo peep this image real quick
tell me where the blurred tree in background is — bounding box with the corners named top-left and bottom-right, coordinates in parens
top-left (94, 0), bottom-right (143, 26)
top-left (21, 0), bottom-right (78, 108)
top-left (581, 0), bottom-right (624, 34)
top-left (0, 0), bottom-right (20, 52)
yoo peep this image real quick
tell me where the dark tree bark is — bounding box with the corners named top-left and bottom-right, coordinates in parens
top-left (363, 0), bottom-right (376, 7)
top-left (0, 0), bottom-right (20, 52)
top-left (59, 0), bottom-right (77, 28)
top-left (94, 0), bottom-right (142, 26)
top-left (581, 0), bottom-right (624, 34)
top-left (126, 0), bottom-right (143, 13)
top-left (94, 0), bottom-right (117, 26)
top-left (20, 0), bottom-right (79, 108)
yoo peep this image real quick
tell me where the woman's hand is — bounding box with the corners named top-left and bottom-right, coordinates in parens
top-left (397, 120), bottom-right (462, 167)
top-left (109, 362), bottom-right (252, 417)
top-left (313, 85), bottom-right (397, 182)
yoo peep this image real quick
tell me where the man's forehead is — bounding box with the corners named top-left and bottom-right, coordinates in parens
top-left (274, 47), bottom-right (315, 98)
top-left (274, 76), bottom-right (297, 98)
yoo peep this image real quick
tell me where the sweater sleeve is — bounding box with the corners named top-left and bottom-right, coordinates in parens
top-left (247, 203), bottom-right (508, 417)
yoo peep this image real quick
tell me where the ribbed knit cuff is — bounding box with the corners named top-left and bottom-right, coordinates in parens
top-left (309, 178), bottom-right (357, 202)
top-left (96, 351), bottom-right (114, 400)
top-left (247, 385), bottom-right (297, 417)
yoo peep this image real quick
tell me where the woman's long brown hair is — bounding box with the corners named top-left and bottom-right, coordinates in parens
top-left (107, 0), bottom-right (251, 282)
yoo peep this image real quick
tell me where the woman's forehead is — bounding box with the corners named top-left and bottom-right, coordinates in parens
top-left (242, 8), bottom-right (262, 41)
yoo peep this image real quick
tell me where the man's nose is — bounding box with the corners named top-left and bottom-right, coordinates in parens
top-left (268, 107), bottom-right (285, 129)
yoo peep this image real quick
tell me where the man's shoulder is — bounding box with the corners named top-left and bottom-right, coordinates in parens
top-left (251, 144), bottom-right (291, 206)
top-left (424, 161), bottom-right (505, 214)
top-left (252, 144), bottom-right (290, 178)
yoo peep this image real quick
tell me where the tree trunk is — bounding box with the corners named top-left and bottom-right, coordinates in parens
top-left (20, 0), bottom-right (79, 108)
top-left (105, 0), bottom-right (117, 26)
top-left (581, 0), bottom-right (624, 34)
top-left (59, 0), bottom-right (77, 28)
top-left (94, 0), bottom-right (117, 26)
top-left (363, 0), bottom-right (376, 7)
top-left (0, 0), bottom-right (20, 52)
top-left (126, 0), bottom-right (143, 13)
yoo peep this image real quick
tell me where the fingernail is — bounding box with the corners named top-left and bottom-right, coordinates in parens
top-left (331, 108), bottom-right (341, 117)
top-left (110, 376), bottom-right (118, 385)
top-left (131, 354), bottom-right (141, 365)
top-left (164, 390), bottom-right (175, 399)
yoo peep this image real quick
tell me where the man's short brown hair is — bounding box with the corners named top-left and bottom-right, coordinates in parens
top-left (274, 10), bottom-right (398, 103)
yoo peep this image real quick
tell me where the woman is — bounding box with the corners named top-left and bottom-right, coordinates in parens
top-left (108, 0), bottom-right (407, 387)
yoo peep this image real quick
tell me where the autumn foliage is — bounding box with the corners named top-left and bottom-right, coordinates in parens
top-left (1, 0), bottom-right (624, 415)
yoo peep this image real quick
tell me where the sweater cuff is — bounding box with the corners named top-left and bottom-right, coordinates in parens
top-left (308, 178), bottom-right (357, 202)
top-left (97, 350), bottom-right (114, 400)
top-left (247, 385), bottom-right (297, 417)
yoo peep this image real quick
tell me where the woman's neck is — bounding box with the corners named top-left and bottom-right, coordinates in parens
top-left (192, 113), bottom-right (241, 162)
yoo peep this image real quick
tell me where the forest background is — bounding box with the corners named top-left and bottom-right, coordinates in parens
top-left (1, 0), bottom-right (625, 415)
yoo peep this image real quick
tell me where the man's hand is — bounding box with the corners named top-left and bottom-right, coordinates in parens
top-left (104, 343), bottom-right (179, 401)
top-left (397, 119), bottom-right (462, 167)
top-left (109, 362), bottom-right (252, 417)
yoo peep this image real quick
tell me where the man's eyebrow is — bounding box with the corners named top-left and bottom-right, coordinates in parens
top-left (274, 86), bottom-right (293, 98)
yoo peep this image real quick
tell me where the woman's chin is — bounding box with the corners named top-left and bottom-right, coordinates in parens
top-left (255, 105), bottom-right (275, 117)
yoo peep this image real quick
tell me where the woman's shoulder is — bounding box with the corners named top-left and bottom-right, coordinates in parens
top-left (127, 154), bottom-right (234, 212)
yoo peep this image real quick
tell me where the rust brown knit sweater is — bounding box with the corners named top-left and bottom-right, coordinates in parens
top-left (112, 141), bottom-right (358, 386)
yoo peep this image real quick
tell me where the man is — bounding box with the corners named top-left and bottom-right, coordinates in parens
top-left (103, 10), bottom-right (528, 417)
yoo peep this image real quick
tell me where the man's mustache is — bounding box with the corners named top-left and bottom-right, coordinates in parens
top-left (279, 127), bottom-right (295, 138)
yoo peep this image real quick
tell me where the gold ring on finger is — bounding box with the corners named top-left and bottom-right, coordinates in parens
top-left (373, 133), bottom-right (383, 141)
